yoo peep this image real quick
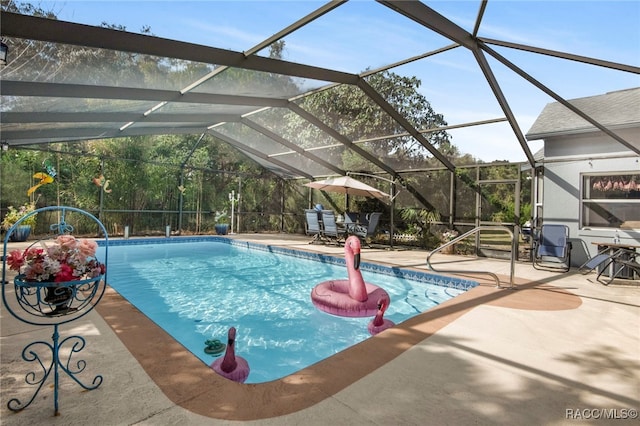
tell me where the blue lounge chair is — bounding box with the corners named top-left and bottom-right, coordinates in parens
top-left (305, 209), bottom-right (323, 244)
top-left (532, 224), bottom-right (572, 272)
top-left (579, 246), bottom-right (614, 275)
top-left (321, 210), bottom-right (345, 245)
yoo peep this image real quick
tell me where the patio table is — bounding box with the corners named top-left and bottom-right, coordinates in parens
top-left (591, 242), bottom-right (640, 279)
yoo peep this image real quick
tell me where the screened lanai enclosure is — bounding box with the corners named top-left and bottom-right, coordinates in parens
top-left (1, 1), bottom-right (638, 253)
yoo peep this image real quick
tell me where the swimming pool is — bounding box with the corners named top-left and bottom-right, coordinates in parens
top-left (98, 237), bottom-right (476, 383)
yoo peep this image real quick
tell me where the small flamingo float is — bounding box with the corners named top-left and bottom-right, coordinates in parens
top-left (210, 327), bottom-right (250, 383)
top-left (311, 235), bottom-right (390, 317)
top-left (368, 298), bottom-right (395, 335)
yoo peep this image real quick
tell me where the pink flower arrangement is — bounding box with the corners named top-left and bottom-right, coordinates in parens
top-left (7, 235), bottom-right (105, 282)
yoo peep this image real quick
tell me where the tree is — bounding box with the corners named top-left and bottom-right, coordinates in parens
top-left (283, 70), bottom-right (457, 173)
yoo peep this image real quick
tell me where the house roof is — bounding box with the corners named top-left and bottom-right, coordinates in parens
top-left (526, 87), bottom-right (640, 140)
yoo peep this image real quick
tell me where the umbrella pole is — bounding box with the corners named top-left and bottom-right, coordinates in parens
top-left (390, 181), bottom-right (394, 249)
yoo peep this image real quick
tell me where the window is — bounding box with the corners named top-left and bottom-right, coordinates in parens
top-left (581, 173), bottom-right (640, 230)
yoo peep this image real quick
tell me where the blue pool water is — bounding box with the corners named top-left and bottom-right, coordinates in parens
top-left (98, 238), bottom-right (476, 383)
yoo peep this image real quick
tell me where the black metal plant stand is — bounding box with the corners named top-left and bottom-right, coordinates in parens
top-left (2, 206), bottom-right (108, 415)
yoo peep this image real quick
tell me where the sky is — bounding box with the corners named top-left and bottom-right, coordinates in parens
top-left (32, 0), bottom-right (640, 162)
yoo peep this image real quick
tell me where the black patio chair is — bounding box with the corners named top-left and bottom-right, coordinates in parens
top-left (344, 212), bottom-right (358, 225)
top-left (352, 212), bottom-right (382, 247)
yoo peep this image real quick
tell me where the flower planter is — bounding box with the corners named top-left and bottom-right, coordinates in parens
top-left (215, 224), bottom-right (229, 235)
top-left (7, 232), bottom-right (107, 318)
top-left (14, 274), bottom-right (104, 317)
top-left (14, 276), bottom-right (77, 316)
top-left (441, 244), bottom-right (455, 255)
top-left (10, 225), bottom-right (32, 242)
top-left (2, 205), bottom-right (108, 415)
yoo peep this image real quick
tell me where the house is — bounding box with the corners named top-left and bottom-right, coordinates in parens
top-left (526, 87), bottom-right (640, 267)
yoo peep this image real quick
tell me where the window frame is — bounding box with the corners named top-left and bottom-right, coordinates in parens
top-left (580, 172), bottom-right (640, 230)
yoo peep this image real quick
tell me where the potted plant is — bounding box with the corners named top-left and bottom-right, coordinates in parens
top-left (214, 211), bottom-right (229, 235)
top-left (440, 229), bottom-right (459, 254)
top-left (2, 202), bottom-right (37, 242)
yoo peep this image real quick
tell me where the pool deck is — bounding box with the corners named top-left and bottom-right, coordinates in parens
top-left (1, 233), bottom-right (638, 425)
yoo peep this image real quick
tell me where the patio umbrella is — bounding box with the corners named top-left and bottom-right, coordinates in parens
top-left (304, 176), bottom-right (389, 201)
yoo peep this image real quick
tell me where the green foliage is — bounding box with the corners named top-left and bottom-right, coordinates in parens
top-left (2, 203), bottom-right (37, 229)
top-left (399, 208), bottom-right (441, 248)
top-left (520, 202), bottom-right (532, 226)
top-left (214, 211), bottom-right (228, 224)
top-left (0, 152), bottom-right (37, 205)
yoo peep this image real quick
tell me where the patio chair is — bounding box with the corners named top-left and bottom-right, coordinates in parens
top-left (305, 209), bottom-right (323, 244)
top-left (578, 246), bottom-right (615, 275)
top-left (594, 248), bottom-right (640, 285)
top-left (321, 210), bottom-right (345, 245)
top-left (358, 212), bottom-right (369, 227)
top-left (352, 212), bottom-right (382, 247)
top-left (532, 224), bottom-right (572, 272)
top-left (342, 212), bottom-right (359, 234)
top-left (344, 212), bottom-right (358, 224)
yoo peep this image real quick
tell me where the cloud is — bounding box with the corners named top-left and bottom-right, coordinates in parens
top-left (181, 18), bottom-right (264, 49)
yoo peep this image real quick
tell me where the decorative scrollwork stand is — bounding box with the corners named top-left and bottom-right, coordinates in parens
top-left (2, 206), bottom-right (108, 416)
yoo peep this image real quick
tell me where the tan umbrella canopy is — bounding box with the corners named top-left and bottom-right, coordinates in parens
top-left (304, 176), bottom-right (389, 201)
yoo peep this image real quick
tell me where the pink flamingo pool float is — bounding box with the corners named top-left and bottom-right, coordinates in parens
top-left (368, 298), bottom-right (395, 335)
top-left (210, 327), bottom-right (250, 383)
top-left (311, 235), bottom-right (390, 317)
